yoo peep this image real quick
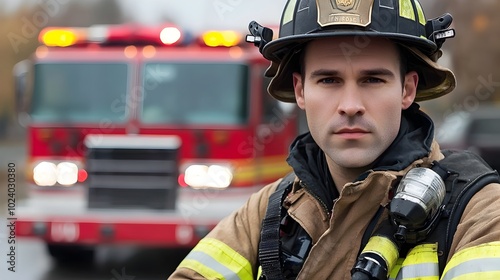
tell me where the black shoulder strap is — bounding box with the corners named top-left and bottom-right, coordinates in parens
top-left (427, 150), bottom-right (500, 273)
top-left (259, 172), bottom-right (296, 280)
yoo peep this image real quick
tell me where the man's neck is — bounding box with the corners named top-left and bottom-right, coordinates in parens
top-left (326, 155), bottom-right (371, 194)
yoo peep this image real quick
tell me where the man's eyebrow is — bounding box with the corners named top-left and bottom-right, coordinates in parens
top-left (309, 69), bottom-right (340, 78)
top-left (360, 68), bottom-right (395, 77)
top-left (308, 68), bottom-right (396, 78)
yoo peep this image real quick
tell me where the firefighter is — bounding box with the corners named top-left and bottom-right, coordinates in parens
top-left (169, 0), bottom-right (500, 279)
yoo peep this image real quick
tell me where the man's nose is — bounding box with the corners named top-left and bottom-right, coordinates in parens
top-left (336, 85), bottom-right (365, 116)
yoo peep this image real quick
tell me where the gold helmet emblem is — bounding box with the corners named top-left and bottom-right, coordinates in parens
top-left (317, 0), bottom-right (374, 27)
top-left (335, 0), bottom-right (355, 11)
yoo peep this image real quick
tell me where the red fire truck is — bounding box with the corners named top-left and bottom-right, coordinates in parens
top-left (13, 24), bottom-right (303, 261)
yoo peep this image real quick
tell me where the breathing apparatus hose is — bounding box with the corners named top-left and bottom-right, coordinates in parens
top-left (351, 221), bottom-right (399, 280)
top-left (351, 163), bottom-right (448, 280)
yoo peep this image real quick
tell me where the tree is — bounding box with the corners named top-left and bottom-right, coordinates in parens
top-left (0, 5), bottom-right (40, 139)
top-left (0, 0), bottom-right (126, 140)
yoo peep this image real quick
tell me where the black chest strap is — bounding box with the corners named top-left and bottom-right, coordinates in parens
top-left (259, 172), bottom-right (295, 280)
top-left (426, 150), bottom-right (500, 273)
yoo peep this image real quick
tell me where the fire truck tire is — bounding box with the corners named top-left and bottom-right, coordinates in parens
top-left (46, 244), bottom-right (95, 263)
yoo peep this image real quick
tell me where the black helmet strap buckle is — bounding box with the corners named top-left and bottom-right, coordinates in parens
top-left (246, 21), bottom-right (274, 54)
top-left (426, 13), bottom-right (456, 51)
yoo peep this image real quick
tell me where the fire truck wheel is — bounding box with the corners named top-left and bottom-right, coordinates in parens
top-left (46, 243), bottom-right (95, 263)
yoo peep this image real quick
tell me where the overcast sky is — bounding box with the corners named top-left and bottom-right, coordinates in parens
top-left (119, 0), bottom-right (287, 32)
top-left (1, 0), bottom-right (443, 32)
top-left (1, 0), bottom-right (287, 33)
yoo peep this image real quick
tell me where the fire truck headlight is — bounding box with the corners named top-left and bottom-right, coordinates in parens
top-left (32, 161), bottom-right (83, 187)
top-left (184, 165), bottom-right (209, 188)
top-left (207, 165), bottom-right (233, 189)
top-left (184, 165), bottom-right (233, 189)
top-left (33, 162), bottom-right (58, 186)
top-left (56, 162), bottom-right (79, 186)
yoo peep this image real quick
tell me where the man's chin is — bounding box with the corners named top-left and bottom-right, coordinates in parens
top-left (323, 144), bottom-right (380, 164)
top-left (330, 154), bottom-right (376, 170)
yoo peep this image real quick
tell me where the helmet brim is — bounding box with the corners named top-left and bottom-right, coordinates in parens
top-left (262, 29), bottom-right (438, 62)
top-left (264, 32), bottom-right (455, 103)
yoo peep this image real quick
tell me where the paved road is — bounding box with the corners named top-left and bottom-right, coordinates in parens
top-left (1, 238), bottom-right (190, 280)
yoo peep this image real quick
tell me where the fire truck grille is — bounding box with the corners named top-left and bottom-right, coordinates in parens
top-left (86, 143), bottom-right (180, 210)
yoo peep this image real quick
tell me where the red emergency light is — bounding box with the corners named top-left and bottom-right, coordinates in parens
top-left (38, 24), bottom-right (188, 47)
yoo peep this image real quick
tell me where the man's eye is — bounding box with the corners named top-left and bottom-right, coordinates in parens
top-left (365, 77), bottom-right (384, 83)
top-left (319, 78), bottom-right (337, 84)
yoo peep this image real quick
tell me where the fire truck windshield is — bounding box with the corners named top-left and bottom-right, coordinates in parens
top-left (141, 62), bottom-right (249, 125)
top-left (30, 62), bottom-right (129, 123)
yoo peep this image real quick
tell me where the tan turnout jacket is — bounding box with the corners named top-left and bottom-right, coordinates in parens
top-left (169, 142), bottom-right (500, 279)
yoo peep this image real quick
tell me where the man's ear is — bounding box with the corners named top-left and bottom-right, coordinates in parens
top-left (402, 70), bottom-right (418, 109)
top-left (293, 72), bottom-right (306, 110)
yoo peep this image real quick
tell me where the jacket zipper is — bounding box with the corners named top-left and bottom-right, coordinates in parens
top-left (299, 180), bottom-right (331, 217)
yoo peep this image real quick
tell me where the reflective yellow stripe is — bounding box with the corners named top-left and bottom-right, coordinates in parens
top-left (282, 0), bottom-right (297, 25)
top-left (395, 243), bottom-right (439, 280)
top-left (232, 155), bottom-right (291, 185)
top-left (399, 0), bottom-right (416, 21)
top-left (413, 0), bottom-right (426, 25)
top-left (177, 238), bottom-right (254, 280)
top-left (444, 271), bottom-right (500, 280)
top-left (363, 236), bottom-right (399, 271)
top-left (178, 259), bottom-right (227, 279)
top-left (442, 241), bottom-right (500, 280)
top-left (389, 258), bottom-right (404, 280)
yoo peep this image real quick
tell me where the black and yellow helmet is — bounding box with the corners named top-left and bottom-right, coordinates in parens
top-left (247, 0), bottom-right (456, 102)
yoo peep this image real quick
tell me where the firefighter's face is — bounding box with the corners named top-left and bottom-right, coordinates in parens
top-left (293, 37), bottom-right (418, 178)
